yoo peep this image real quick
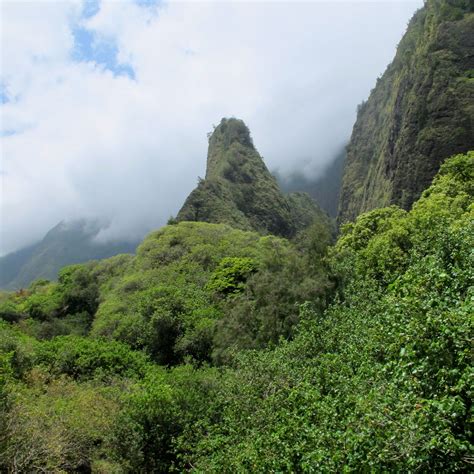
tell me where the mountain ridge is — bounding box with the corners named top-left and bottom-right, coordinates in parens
top-left (338, 0), bottom-right (474, 223)
top-left (0, 219), bottom-right (137, 289)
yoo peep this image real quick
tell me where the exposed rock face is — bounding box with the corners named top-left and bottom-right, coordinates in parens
top-left (338, 0), bottom-right (474, 223)
top-left (177, 118), bottom-right (328, 237)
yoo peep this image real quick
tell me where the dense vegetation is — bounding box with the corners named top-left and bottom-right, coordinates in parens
top-left (339, 0), bottom-right (474, 222)
top-left (177, 118), bottom-right (330, 238)
top-left (1, 2), bottom-right (473, 469)
top-left (1, 151), bottom-right (472, 471)
top-left (0, 220), bottom-right (332, 367)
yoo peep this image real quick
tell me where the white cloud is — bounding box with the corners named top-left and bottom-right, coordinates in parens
top-left (0, 0), bottom-right (423, 255)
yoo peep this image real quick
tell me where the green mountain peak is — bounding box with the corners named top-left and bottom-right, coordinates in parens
top-left (177, 117), bottom-right (330, 238)
top-left (205, 118), bottom-right (256, 180)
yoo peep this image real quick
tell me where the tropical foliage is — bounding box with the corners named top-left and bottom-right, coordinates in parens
top-left (0, 152), bottom-right (472, 471)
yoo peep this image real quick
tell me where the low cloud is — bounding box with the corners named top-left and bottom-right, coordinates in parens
top-left (0, 0), bottom-right (422, 255)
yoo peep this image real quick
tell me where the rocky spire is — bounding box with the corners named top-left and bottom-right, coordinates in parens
top-left (176, 118), bottom-right (329, 238)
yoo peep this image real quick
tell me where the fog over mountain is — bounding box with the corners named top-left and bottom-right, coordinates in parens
top-left (0, 0), bottom-right (422, 255)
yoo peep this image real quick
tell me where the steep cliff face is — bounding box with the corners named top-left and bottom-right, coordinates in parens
top-left (339, 0), bottom-right (474, 223)
top-left (177, 118), bottom-right (328, 237)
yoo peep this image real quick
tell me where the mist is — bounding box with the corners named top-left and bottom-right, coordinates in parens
top-left (0, 0), bottom-right (423, 255)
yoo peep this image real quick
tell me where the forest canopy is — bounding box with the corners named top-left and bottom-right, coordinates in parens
top-left (0, 151), bottom-right (472, 471)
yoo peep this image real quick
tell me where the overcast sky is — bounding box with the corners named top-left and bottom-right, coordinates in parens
top-left (0, 0), bottom-right (423, 255)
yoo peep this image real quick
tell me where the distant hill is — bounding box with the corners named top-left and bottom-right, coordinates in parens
top-left (0, 219), bottom-right (137, 289)
top-left (339, 0), bottom-right (474, 223)
top-left (276, 147), bottom-right (346, 217)
top-left (177, 117), bottom-right (330, 237)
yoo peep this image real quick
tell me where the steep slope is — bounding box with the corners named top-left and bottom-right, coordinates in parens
top-left (339, 0), bottom-right (474, 223)
top-left (0, 220), bottom-right (137, 289)
top-left (177, 118), bottom-right (329, 237)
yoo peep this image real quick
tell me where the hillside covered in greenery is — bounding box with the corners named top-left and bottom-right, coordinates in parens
top-left (177, 118), bottom-right (330, 238)
top-left (1, 0), bottom-right (473, 470)
top-left (0, 151), bottom-right (472, 471)
top-left (339, 0), bottom-right (474, 222)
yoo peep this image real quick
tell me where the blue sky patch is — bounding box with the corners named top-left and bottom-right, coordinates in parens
top-left (136, 0), bottom-right (160, 7)
top-left (0, 83), bottom-right (10, 104)
top-left (82, 0), bottom-right (100, 19)
top-left (69, 0), bottom-right (162, 78)
top-left (71, 26), bottom-right (135, 79)
top-left (0, 130), bottom-right (19, 137)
